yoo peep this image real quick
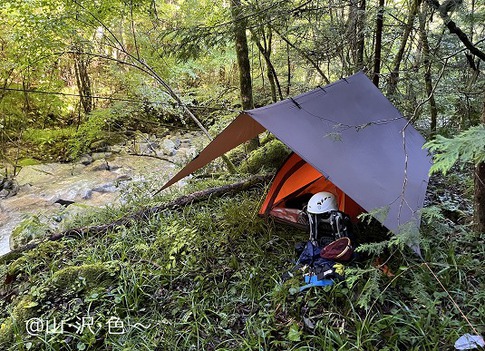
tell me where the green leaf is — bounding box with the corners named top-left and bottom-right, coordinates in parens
top-left (25, 301), bottom-right (39, 308)
top-left (287, 323), bottom-right (302, 342)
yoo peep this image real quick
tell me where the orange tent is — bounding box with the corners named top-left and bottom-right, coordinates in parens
top-left (259, 152), bottom-right (365, 228)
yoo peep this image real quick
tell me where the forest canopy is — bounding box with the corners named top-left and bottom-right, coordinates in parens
top-left (0, 0), bottom-right (483, 163)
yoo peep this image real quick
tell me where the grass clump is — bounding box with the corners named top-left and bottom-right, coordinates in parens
top-left (17, 158), bottom-right (41, 167)
top-left (0, 175), bottom-right (483, 350)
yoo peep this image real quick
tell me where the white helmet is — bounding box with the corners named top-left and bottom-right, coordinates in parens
top-left (307, 191), bottom-right (338, 214)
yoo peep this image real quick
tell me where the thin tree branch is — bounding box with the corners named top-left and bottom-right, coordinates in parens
top-left (272, 28), bottom-right (330, 84)
top-left (130, 0), bottom-right (141, 61)
top-left (426, 0), bottom-right (485, 61)
top-left (405, 56), bottom-right (448, 129)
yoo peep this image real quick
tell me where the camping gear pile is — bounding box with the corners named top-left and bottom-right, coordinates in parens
top-left (293, 191), bottom-right (355, 291)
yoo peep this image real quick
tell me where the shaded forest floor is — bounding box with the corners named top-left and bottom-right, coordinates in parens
top-left (0, 169), bottom-right (484, 350)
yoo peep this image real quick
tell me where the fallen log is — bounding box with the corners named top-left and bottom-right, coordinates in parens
top-left (0, 174), bottom-right (273, 264)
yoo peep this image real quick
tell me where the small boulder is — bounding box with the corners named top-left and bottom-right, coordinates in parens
top-left (79, 154), bottom-right (93, 166)
top-left (0, 179), bottom-right (18, 199)
top-left (86, 159), bottom-right (110, 171)
top-left (161, 138), bottom-right (177, 156)
top-left (92, 183), bottom-right (117, 193)
top-left (116, 175), bottom-right (132, 182)
top-left (0, 189), bottom-right (9, 199)
top-left (136, 142), bottom-right (158, 155)
top-left (92, 152), bottom-right (112, 161)
top-left (172, 138), bottom-right (181, 149)
top-left (81, 189), bottom-right (93, 200)
top-left (180, 138), bottom-right (192, 148)
top-left (109, 145), bottom-right (123, 154)
top-left (54, 199), bottom-right (76, 207)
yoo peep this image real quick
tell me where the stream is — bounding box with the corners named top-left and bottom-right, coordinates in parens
top-left (0, 131), bottom-right (204, 256)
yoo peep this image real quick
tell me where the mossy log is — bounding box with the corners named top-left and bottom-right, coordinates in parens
top-left (0, 174), bottom-right (273, 264)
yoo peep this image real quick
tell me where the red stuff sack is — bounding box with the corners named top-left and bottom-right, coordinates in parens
top-left (320, 237), bottom-right (353, 262)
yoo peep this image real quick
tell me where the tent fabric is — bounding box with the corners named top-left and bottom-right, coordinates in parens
top-left (259, 152), bottom-right (365, 225)
top-left (160, 113), bottom-right (265, 190)
top-left (159, 71), bottom-right (431, 236)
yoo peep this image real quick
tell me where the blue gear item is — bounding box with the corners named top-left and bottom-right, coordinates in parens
top-left (297, 241), bottom-right (321, 265)
top-left (299, 274), bottom-right (333, 292)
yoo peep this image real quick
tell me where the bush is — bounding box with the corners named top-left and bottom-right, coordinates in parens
top-left (69, 109), bottom-right (121, 159)
top-left (22, 127), bottom-right (76, 161)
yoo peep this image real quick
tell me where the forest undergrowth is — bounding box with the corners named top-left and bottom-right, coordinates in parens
top-left (0, 169), bottom-right (484, 351)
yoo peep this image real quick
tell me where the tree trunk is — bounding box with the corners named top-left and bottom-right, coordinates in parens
top-left (356, 0), bottom-right (367, 69)
top-left (265, 52), bottom-right (278, 103)
top-left (418, 5), bottom-right (438, 136)
top-left (0, 75), bottom-right (10, 148)
top-left (22, 78), bottom-right (31, 115)
top-left (251, 27), bottom-right (283, 102)
top-left (231, 0), bottom-right (259, 152)
top-left (474, 94), bottom-right (485, 233)
top-left (372, 0), bottom-right (385, 87)
top-left (286, 41), bottom-right (291, 96)
top-left (387, 0), bottom-right (420, 95)
top-left (347, 0), bottom-right (359, 72)
top-left (72, 47), bottom-right (93, 114)
top-left (347, 0), bottom-right (367, 72)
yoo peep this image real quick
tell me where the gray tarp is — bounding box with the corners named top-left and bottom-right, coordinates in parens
top-left (160, 71), bottom-right (432, 236)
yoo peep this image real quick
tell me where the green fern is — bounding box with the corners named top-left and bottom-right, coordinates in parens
top-left (420, 205), bottom-right (446, 224)
top-left (425, 125), bottom-right (485, 175)
top-left (355, 240), bottom-right (391, 257)
top-left (355, 227), bottom-right (418, 257)
top-left (345, 267), bottom-right (383, 309)
top-left (358, 206), bottom-right (390, 225)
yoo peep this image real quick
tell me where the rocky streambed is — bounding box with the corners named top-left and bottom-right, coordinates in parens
top-left (0, 131), bottom-right (205, 256)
